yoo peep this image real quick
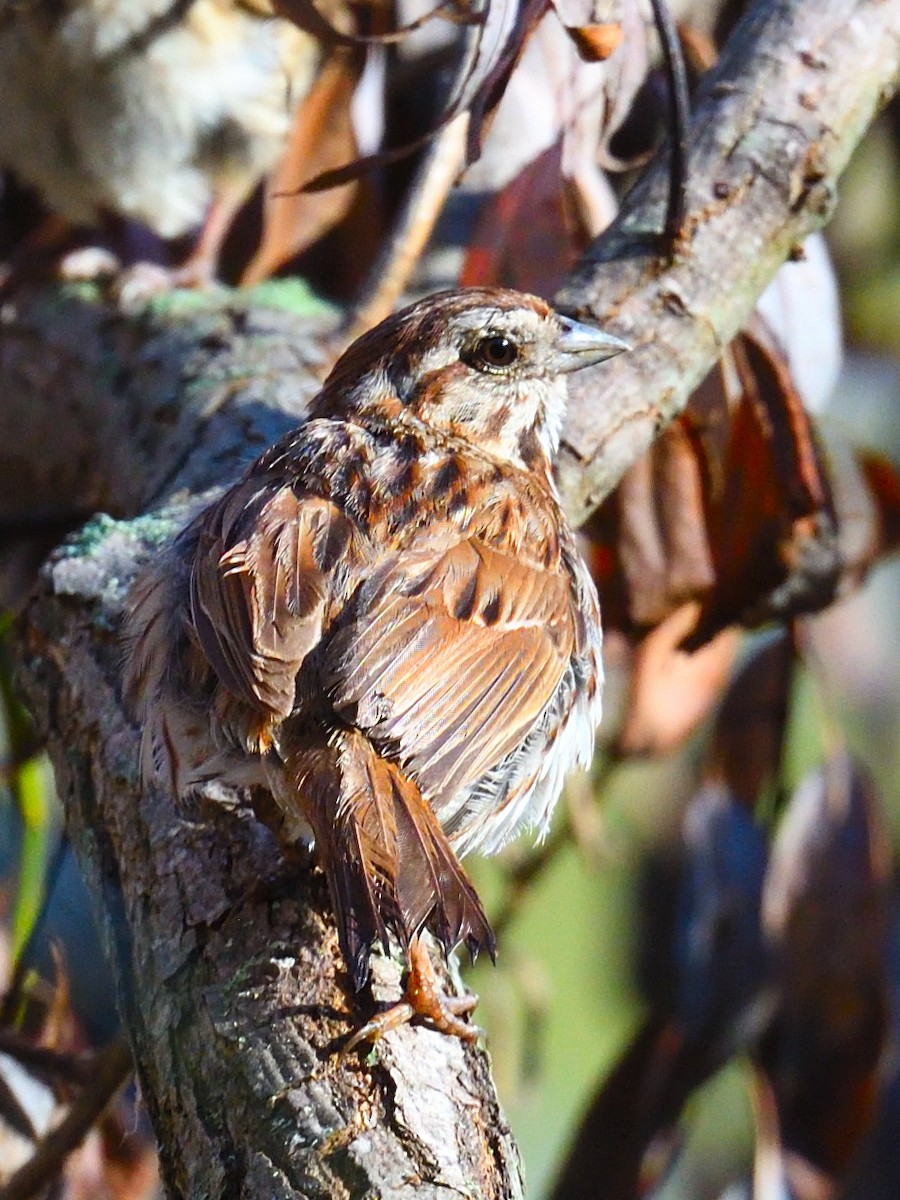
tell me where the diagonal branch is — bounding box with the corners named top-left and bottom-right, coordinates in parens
top-left (554, 0), bottom-right (900, 522)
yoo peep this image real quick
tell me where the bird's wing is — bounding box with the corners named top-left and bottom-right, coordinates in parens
top-left (189, 480), bottom-right (358, 719)
top-left (324, 526), bottom-right (576, 802)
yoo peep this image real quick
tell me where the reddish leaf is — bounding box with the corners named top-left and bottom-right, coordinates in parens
top-left (582, 322), bottom-right (899, 652)
top-left (241, 49), bottom-right (365, 286)
top-left (685, 324), bottom-right (840, 647)
top-left (460, 141), bottom-right (581, 294)
top-left (859, 450), bottom-right (900, 554)
top-left (614, 603), bottom-right (739, 757)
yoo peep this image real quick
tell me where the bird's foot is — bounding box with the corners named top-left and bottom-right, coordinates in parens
top-left (58, 245), bottom-right (122, 283)
top-left (111, 255), bottom-right (220, 308)
top-left (343, 936), bottom-right (481, 1054)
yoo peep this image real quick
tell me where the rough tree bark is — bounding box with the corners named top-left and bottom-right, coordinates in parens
top-left (4, 0), bottom-right (900, 1195)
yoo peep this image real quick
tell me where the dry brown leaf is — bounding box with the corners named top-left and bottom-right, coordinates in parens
top-left (705, 629), bottom-right (794, 809)
top-left (614, 603), bottom-right (739, 757)
top-left (460, 141), bottom-right (581, 294)
top-left (302, 0), bottom-right (534, 190)
top-left (241, 49), bottom-right (364, 286)
top-left (582, 320), bottom-right (899, 654)
top-left (758, 753), bottom-right (891, 1184)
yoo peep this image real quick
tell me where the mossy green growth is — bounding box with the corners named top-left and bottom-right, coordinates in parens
top-left (241, 277), bottom-right (336, 319)
top-left (56, 512), bottom-right (122, 559)
top-left (143, 286), bottom-right (225, 319)
top-left (126, 507), bottom-right (188, 548)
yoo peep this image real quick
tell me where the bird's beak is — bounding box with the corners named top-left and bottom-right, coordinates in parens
top-left (553, 314), bottom-right (630, 373)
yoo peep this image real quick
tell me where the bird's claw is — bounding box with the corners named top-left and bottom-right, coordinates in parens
top-left (342, 937), bottom-right (481, 1055)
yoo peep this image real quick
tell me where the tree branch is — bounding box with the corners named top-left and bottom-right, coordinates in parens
top-left (5, 0), bottom-right (900, 1195)
top-left (0, 1035), bottom-right (133, 1200)
top-left (555, 0), bottom-right (900, 522)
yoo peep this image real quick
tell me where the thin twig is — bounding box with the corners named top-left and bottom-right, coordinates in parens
top-left (0, 1034), bottom-right (133, 1200)
top-left (341, 111), bottom-right (470, 347)
top-left (0, 1034), bottom-right (92, 1089)
top-left (648, 0), bottom-right (691, 253)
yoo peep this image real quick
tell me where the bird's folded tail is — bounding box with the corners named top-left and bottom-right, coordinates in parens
top-left (284, 729), bottom-right (495, 991)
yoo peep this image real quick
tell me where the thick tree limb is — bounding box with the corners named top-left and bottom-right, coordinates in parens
top-left (4, 0), bottom-right (900, 1195)
top-left (555, 0), bottom-right (900, 522)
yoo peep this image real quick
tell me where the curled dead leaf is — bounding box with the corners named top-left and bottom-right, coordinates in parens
top-left (758, 753), bottom-right (892, 1183)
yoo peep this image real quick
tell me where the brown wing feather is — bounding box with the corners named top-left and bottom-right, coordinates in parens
top-left (324, 529), bottom-right (576, 804)
top-left (282, 729), bottom-right (493, 989)
top-left (190, 483), bottom-right (355, 718)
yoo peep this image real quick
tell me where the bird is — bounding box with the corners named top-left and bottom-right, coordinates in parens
top-left (0, 0), bottom-right (326, 286)
top-left (122, 286), bottom-right (627, 1040)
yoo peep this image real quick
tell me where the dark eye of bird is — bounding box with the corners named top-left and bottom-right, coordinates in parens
top-left (464, 334), bottom-right (519, 373)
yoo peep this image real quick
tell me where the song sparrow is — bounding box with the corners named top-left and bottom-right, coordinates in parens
top-left (0, 0), bottom-right (324, 284)
top-left (123, 286), bottom-right (627, 1039)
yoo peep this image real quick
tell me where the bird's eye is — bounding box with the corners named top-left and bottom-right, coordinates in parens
top-left (464, 334), bottom-right (519, 373)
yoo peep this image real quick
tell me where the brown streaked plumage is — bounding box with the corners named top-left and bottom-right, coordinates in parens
top-left (123, 286), bottom-right (627, 1037)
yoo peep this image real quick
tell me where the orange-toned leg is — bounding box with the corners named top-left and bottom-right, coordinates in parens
top-left (343, 936), bottom-right (480, 1054)
top-left (113, 190), bottom-right (246, 303)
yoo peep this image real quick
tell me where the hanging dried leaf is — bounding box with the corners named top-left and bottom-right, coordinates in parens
top-left (583, 316), bottom-right (899, 654)
top-left (858, 450), bottom-right (900, 554)
top-left (668, 784), bottom-right (770, 1043)
top-left (303, 0), bottom-right (532, 190)
top-left (241, 48), bottom-right (365, 286)
top-left (758, 753), bottom-right (892, 1187)
top-left (613, 603), bottom-right (739, 757)
top-left (460, 141), bottom-right (582, 294)
top-left (685, 323), bottom-right (840, 647)
top-left (812, 430), bottom-right (900, 596)
top-left (582, 408), bottom-right (718, 632)
top-left (460, 0), bottom-right (643, 262)
top-left (705, 629), bottom-right (794, 809)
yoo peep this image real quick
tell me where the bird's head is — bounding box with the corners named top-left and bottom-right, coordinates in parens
top-left (317, 288), bottom-right (628, 472)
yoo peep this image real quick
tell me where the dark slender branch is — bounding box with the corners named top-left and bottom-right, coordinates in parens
top-left (0, 1035), bottom-right (133, 1200)
top-left (648, 0), bottom-right (691, 251)
top-left (0, 1035), bottom-right (93, 1088)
